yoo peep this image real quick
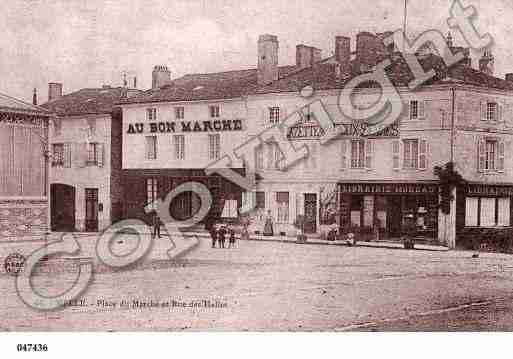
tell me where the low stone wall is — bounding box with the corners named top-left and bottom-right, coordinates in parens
top-left (0, 199), bottom-right (48, 241)
top-left (457, 227), bottom-right (513, 253)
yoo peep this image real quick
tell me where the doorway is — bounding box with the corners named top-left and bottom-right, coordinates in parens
top-left (85, 188), bottom-right (99, 232)
top-left (50, 184), bottom-right (76, 231)
top-left (304, 193), bottom-right (317, 234)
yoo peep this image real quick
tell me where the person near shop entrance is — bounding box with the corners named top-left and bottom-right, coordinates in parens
top-left (209, 222), bottom-right (218, 248)
top-left (228, 226), bottom-right (236, 248)
top-left (218, 224), bottom-right (227, 248)
top-left (263, 210), bottom-right (274, 236)
top-left (152, 211), bottom-right (161, 239)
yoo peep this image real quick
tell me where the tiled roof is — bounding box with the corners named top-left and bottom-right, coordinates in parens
top-left (253, 53), bottom-right (513, 95)
top-left (0, 92), bottom-right (51, 116)
top-left (119, 52), bottom-right (513, 107)
top-left (119, 66), bottom-right (297, 104)
top-left (41, 86), bottom-right (138, 117)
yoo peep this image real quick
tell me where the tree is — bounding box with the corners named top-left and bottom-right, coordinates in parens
top-left (434, 162), bottom-right (465, 215)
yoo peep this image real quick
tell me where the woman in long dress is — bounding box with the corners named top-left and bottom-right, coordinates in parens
top-left (263, 210), bottom-right (274, 236)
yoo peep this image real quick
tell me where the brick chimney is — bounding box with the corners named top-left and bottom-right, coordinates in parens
top-left (48, 82), bottom-right (63, 101)
top-left (356, 32), bottom-right (378, 72)
top-left (296, 45), bottom-right (322, 69)
top-left (479, 50), bottom-right (494, 76)
top-left (335, 36), bottom-right (351, 75)
top-left (152, 65), bottom-right (171, 89)
top-left (257, 34), bottom-right (279, 86)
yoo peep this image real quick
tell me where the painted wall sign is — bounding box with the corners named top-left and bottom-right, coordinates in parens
top-left (286, 121), bottom-right (399, 140)
top-left (338, 183), bottom-right (438, 194)
top-left (466, 184), bottom-right (513, 197)
top-left (126, 119), bottom-right (243, 134)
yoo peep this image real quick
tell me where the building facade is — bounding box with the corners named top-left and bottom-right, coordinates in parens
top-left (42, 84), bottom-right (136, 232)
top-left (0, 92), bottom-right (51, 241)
top-left (118, 32), bottom-right (513, 248)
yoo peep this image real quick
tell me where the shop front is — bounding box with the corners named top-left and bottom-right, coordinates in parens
top-left (337, 182), bottom-right (439, 240)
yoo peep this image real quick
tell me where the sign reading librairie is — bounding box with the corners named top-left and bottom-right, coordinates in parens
top-left (286, 121), bottom-right (399, 140)
top-left (127, 119), bottom-right (243, 134)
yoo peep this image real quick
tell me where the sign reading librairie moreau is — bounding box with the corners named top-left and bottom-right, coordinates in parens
top-left (127, 119), bottom-right (243, 134)
top-left (287, 121), bottom-right (399, 140)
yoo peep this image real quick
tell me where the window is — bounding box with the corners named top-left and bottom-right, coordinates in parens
top-left (209, 105), bottom-right (220, 118)
top-left (255, 145), bottom-right (264, 170)
top-left (256, 191), bottom-right (265, 209)
top-left (351, 140), bottom-right (365, 168)
top-left (410, 100), bottom-right (418, 120)
top-left (267, 142), bottom-right (281, 170)
top-left (465, 197), bottom-right (511, 227)
top-left (87, 142), bottom-right (102, 166)
top-left (208, 134), bottom-right (220, 160)
top-left (403, 139), bottom-right (419, 169)
top-left (269, 107), bottom-right (280, 124)
top-left (486, 102), bottom-right (497, 121)
top-left (409, 100), bottom-right (425, 120)
top-left (147, 108), bottom-right (157, 121)
top-left (146, 136), bottom-right (157, 160)
top-left (52, 143), bottom-right (64, 167)
top-left (173, 135), bottom-right (185, 160)
top-left (175, 107), bottom-right (185, 120)
top-left (146, 178), bottom-right (158, 209)
top-left (276, 192), bottom-right (289, 222)
top-left (478, 138), bottom-right (505, 172)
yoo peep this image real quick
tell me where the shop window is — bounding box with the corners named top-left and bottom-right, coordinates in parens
top-left (350, 195), bottom-right (363, 227)
top-left (145, 136), bottom-right (157, 160)
top-left (465, 197), bottom-right (511, 227)
top-left (276, 192), bottom-right (289, 222)
top-left (256, 191), bottom-right (265, 209)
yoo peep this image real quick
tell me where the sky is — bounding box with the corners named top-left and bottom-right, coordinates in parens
top-left (1, 0), bottom-right (513, 103)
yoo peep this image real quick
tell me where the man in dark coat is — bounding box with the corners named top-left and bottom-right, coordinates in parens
top-left (218, 225), bottom-right (227, 249)
top-left (210, 223), bottom-right (218, 248)
top-left (152, 212), bottom-right (161, 239)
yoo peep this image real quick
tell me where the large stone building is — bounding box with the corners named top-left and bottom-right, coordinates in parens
top-left (42, 83), bottom-right (139, 232)
top-left (0, 92), bottom-right (51, 241)
top-left (117, 32), bottom-right (513, 248)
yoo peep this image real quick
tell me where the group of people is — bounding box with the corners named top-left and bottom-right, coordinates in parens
top-left (209, 223), bottom-right (237, 249)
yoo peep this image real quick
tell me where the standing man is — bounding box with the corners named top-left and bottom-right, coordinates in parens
top-left (218, 224), bottom-right (226, 249)
top-left (209, 221), bottom-right (218, 248)
top-left (152, 211), bottom-right (161, 239)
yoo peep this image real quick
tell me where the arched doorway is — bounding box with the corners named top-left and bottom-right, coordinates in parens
top-left (51, 183), bottom-right (76, 232)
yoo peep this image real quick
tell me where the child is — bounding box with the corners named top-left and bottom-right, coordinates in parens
top-left (229, 226), bottom-right (236, 248)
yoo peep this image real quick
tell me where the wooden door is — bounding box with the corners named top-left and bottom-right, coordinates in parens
top-left (85, 188), bottom-right (99, 232)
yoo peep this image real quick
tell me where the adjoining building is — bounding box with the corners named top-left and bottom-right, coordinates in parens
top-left (42, 83), bottom-right (140, 232)
top-left (0, 92), bottom-right (51, 241)
top-left (118, 32), bottom-right (513, 248)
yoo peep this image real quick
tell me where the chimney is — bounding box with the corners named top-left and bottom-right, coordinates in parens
top-left (479, 50), bottom-right (494, 76)
top-left (32, 88), bottom-right (37, 105)
top-left (296, 45), bottom-right (322, 69)
top-left (335, 36), bottom-right (351, 75)
top-left (48, 82), bottom-right (63, 101)
top-left (506, 73), bottom-right (513, 82)
top-left (258, 34), bottom-right (279, 86)
top-left (356, 32), bottom-right (379, 72)
top-left (152, 65), bottom-right (171, 89)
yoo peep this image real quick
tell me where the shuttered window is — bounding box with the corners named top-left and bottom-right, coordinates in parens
top-left (208, 134), bottom-right (220, 160)
top-left (173, 135), bottom-right (185, 160)
top-left (146, 136), bottom-right (157, 160)
top-left (478, 138), bottom-right (505, 172)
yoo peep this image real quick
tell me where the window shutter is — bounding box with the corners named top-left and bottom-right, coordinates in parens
top-left (498, 140), bottom-right (505, 172)
top-left (260, 108), bottom-right (267, 128)
top-left (97, 143), bottom-right (104, 167)
top-left (64, 142), bottom-right (72, 168)
top-left (481, 101), bottom-right (487, 121)
top-left (499, 101), bottom-right (504, 122)
top-left (407, 101), bottom-right (412, 120)
top-left (478, 138), bottom-right (486, 172)
top-left (281, 108), bottom-right (288, 122)
top-left (365, 139), bottom-right (373, 169)
top-left (419, 140), bottom-right (427, 170)
top-left (418, 101), bottom-right (426, 120)
top-left (296, 193), bottom-right (304, 216)
top-left (79, 142), bottom-right (87, 167)
top-left (392, 140), bottom-right (401, 170)
top-left (340, 140), bottom-right (347, 169)
top-left (266, 142), bottom-right (274, 169)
